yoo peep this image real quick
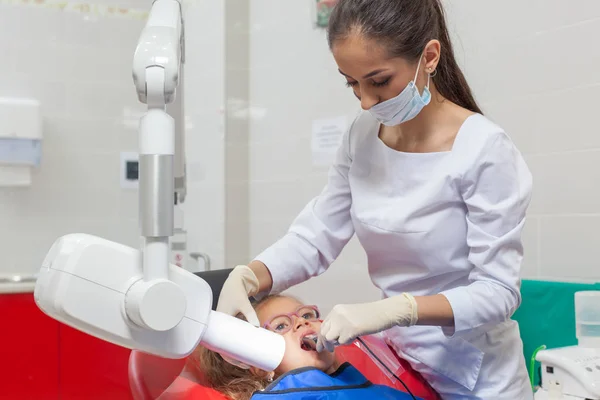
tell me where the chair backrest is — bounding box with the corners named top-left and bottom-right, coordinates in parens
top-left (193, 268), bottom-right (234, 310)
top-left (128, 268), bottom-right (233, 399)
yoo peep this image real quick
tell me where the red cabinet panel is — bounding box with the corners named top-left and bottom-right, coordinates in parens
top-left (0, 293), bottom-right (133, 400)
top-left (0, 293), bottom-right (59, 400)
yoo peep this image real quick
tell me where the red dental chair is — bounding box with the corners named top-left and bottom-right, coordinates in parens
top-left (128, 269), bottom-right (440, 400)
top-left (128, 350), bottom-right (188, 400)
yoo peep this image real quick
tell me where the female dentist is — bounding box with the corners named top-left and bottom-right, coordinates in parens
top-left (217, 0), bottom-right (533, 398)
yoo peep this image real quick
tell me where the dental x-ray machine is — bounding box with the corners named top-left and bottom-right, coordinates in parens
top-left (33, 0), bottom-right (285, 371)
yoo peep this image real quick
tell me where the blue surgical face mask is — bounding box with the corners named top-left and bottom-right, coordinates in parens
top-left (367, 56), bottom-right (431, 126)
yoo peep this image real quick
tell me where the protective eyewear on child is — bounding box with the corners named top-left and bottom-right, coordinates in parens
top-left (263, 305), bottom-right (320, 334)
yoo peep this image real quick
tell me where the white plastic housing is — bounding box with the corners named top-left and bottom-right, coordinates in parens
top-left (34, 233), bottom-right (210, 358)
top-left (124, 278), bottom-right (187, 331)
top-left (34, 233), bottom-right (286, 370)
top-left (534, 387), bottom-right (581, 400)
top-left (0, 97), bottom-right (42, 186)
top-left (536, 346), bottom-right (600, 399)
top-left (132, 0), bottom-right (182, 106)
top-left (0, 97), bottom-right (41, 143)
top-left (202, 311), bottom-right (286, 371)
top-left (0, 97), bottom-right (42, 166)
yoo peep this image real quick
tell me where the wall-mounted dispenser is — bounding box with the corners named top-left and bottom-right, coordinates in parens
top-left (0, 97), bottom-right (42, 187)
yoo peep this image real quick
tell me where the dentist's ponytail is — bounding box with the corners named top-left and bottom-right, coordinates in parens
top-left (327, 0), bottom-right (482, 114)
top-left (429, 0), bottom-right (482, 114)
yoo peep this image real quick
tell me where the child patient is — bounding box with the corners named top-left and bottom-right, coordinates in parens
top-left (185, 294), bottom-right (339, 400)
top-left (185, 295), bottom-right (438, 400)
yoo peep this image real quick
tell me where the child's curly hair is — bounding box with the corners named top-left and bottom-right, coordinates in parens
top-left (184, 295), bottom-right (287, 400)
top-left (187, 346), bottom-right (271, 400)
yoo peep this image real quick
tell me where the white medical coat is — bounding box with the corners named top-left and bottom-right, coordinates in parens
top-left (255, 111), bottom-right (534, 399)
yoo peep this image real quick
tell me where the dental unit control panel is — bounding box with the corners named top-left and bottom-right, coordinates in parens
top-left (534, 346), bottom-right (600, 400)
top-left (33, 0), bottom-right (285, 372)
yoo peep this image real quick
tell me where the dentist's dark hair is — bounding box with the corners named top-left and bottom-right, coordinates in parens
top-left (327, 0), bottom-right (482, 115)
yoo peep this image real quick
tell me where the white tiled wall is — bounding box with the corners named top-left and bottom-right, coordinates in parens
top-left (224, 0), bottom-right (251, 268)
top-left (0, 0), bottom-right (225, 277)
top-left (248, 0), bottom-right (379, 313)
top-left (445, 0), bottom-right (600, 282)
top-left (247, 0), bottom-right (600, 313)
top-left (181, 0), bottom-right (226, 271)
top-left (3, 0), bottom-right (600, 309)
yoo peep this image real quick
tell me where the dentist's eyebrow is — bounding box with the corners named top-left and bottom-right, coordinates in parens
top-left (338, 68), bottom-right (388, 79)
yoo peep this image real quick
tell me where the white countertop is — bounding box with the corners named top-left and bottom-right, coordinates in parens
top-left (0, 275), bottom-right (37, 294)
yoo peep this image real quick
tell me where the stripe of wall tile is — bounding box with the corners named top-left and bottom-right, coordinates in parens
top-left (224, 0), bottom-right (250, 267)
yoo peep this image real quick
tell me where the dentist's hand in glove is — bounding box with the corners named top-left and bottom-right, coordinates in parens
top-left (316, 293), bottom-right (419, 352)
top-left (216, 264), bottom-right (261, 327)
top-left (216, 264), bottom-right (262, 369)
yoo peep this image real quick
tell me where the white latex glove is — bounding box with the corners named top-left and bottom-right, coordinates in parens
top-left (216, 265), bottom-right (261, 327)
top-left (215, 265), bottom-right (262, 369)
top-left (317, 293), bottom-right (418, 353)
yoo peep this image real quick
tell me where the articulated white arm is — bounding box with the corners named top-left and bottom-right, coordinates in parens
top-left (132, 0), bottom-right (186, 204)
top-left (131, 0), bottom-right (184, 286)
top-left (33, 0), bottom-right (285, 372)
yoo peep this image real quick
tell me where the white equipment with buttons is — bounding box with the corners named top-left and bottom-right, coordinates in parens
top-left (33, 0), bottom-right (285, 372)
top-left (534, 291), bottom-right (600, 400)
top-left (534, 346), bottom-right (600, 399)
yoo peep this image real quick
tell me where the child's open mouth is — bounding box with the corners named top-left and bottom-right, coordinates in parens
top-left (300, 334), bottom-right (318, 351)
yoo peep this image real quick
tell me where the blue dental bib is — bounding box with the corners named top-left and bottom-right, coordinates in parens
top-left (250, 362), bottom-right (422, 399)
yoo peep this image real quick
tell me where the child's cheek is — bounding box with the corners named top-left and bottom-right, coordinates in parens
top-left (276, 336), bottom-right (301, 374)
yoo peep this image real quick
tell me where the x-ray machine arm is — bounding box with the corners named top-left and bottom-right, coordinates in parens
top-left (32, 0), bottom-right (285, 371)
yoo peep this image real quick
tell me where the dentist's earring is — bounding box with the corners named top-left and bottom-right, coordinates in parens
top-left (267, 371), bottom-right (274, 382)
top-left (430, 69), bottom-right (437, 77)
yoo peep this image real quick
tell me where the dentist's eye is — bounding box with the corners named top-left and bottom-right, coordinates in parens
top-left (372, 78), bottom-right (391, 87)
top-left (345, 80), bottom-right (358, 88)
